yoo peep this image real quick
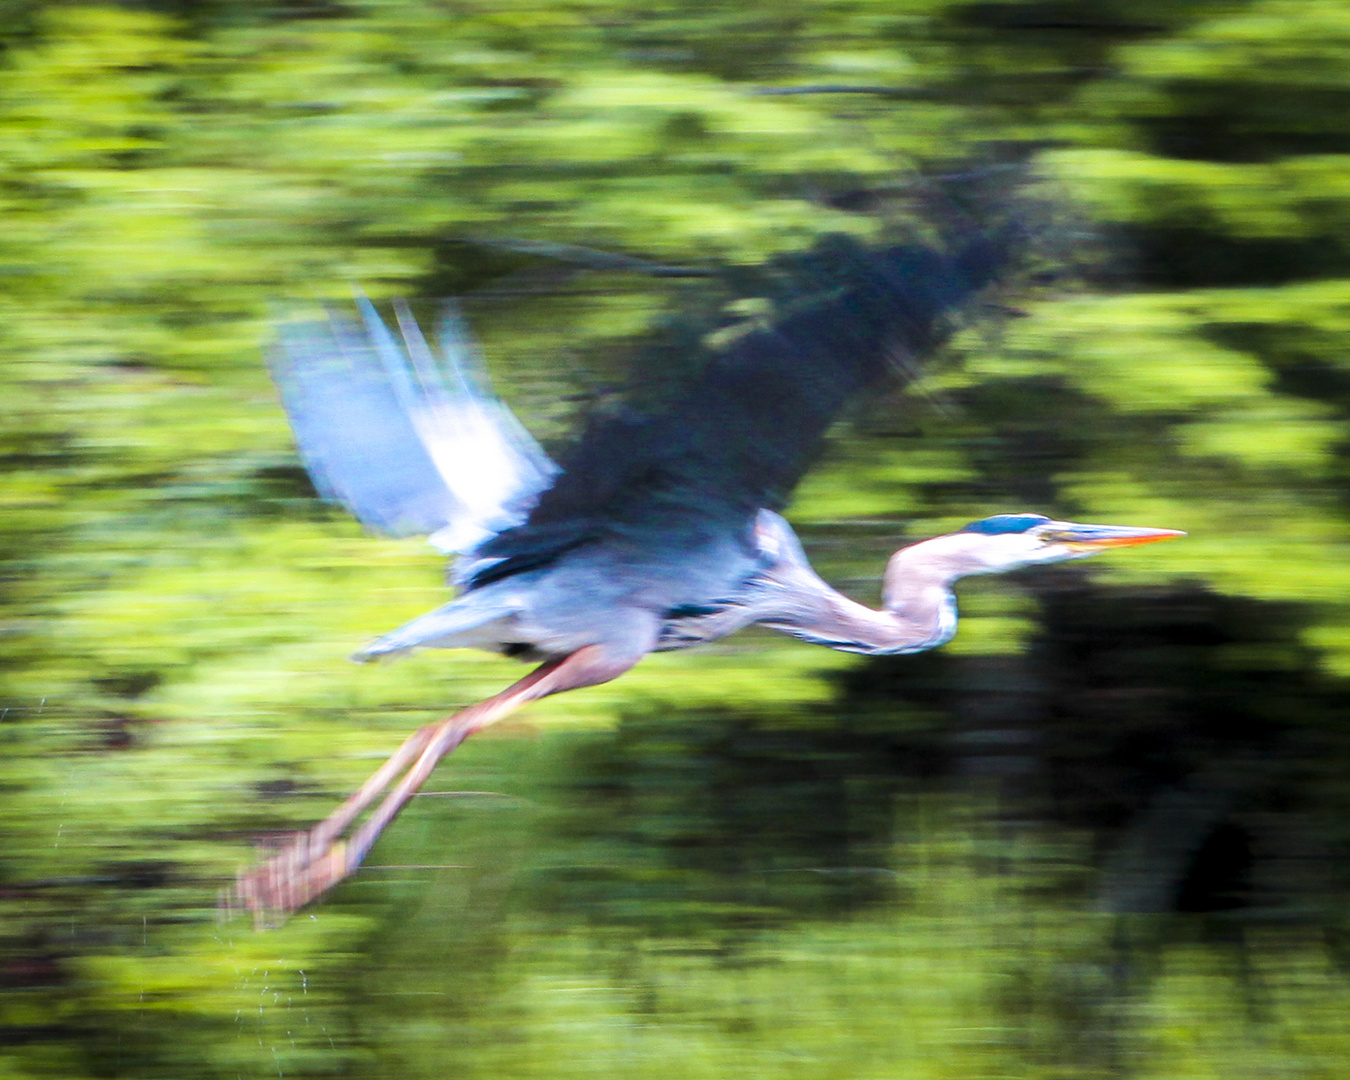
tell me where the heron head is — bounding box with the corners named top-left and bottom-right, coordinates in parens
top-left (942, 513), bottom-right (1185, 575)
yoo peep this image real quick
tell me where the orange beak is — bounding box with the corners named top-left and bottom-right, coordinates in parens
top-left (1048, 524), bottom-right (1187, 553)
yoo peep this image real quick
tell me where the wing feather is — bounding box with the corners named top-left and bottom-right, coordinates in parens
top-left (470, 230), bottom-right (1013, 588)
top-left (269, 300), bottom-right (557, 549)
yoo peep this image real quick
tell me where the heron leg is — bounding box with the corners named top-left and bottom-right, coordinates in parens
top-left (232, 644), bottom-right (639, 922)
top-left (303, 722), bottom-right (440, 853)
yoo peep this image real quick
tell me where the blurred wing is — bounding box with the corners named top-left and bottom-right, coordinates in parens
top-left (269, 298), bottom-right (557, 552)
top-left (471, 231), bottom-right (1013, 587)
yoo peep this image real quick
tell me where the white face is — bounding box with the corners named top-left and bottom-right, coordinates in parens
top-left (910, 517), bottom-right (1185, 578)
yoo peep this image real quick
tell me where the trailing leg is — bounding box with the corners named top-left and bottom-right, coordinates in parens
top-left (232, 645), bottom-right (639, 922)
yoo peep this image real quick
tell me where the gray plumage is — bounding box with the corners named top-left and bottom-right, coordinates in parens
top-left (240, 231), bottom-right (1184, 918)
top-left (270, 234), bottom-right (1015, 665)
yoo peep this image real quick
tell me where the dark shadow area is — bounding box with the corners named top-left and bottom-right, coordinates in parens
top-left (1140, 91), bottom-right (1350, 164)
top-left (534, 576), bottom-right (1350, 936)
top-left (1111, 226), bottom-right (1350, 289)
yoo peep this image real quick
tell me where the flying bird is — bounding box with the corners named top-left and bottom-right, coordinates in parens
top-left (237, 232), bottom-right (1182, 917)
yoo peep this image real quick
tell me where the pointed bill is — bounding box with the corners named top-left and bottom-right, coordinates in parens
top-left (1049, 523), bottom-right (1186, 552)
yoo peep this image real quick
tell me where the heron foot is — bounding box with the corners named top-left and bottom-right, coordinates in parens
top-left (231, 837), bottom-right (351, 928)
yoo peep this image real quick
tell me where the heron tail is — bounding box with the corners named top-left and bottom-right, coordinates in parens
top-left (352, 591), bottom-right (518, 662)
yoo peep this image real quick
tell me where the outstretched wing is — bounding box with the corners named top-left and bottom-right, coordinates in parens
top-left (269, 298), bottom-right (557, 552)
top-left (470, 230), bottom-right (1013, 588)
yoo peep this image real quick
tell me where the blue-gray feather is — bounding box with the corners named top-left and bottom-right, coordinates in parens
top-left (468, 231), bottom-right (1013, 590)
top-left (268, 299), bottom-right (556, 549)
top-left (271, 313), bottom-right (457, 537)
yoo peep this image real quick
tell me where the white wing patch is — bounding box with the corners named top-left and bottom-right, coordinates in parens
top-left (271, 298), bottom-right (557, 553)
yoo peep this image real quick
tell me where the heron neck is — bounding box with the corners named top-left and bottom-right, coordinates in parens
top-left (748, 519), bottom-right (962, 656)
top-left (878, 545), bottom-right (961, 650)
top-left (781, 546), bottom-right (958, 655)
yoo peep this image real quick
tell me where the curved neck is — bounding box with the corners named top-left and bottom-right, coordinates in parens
top-left (877, 544), bottom-right (960, 651)
top-left (757, 542), bottom-right (959, 656)
top-left (742, 514), bottom-right (965, 656)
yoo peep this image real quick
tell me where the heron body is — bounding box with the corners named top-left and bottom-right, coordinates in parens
top-left (238, 232), bottom-right (1181, 918)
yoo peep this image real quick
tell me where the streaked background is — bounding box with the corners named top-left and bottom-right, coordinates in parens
top-left (4, 1), bottom-right (1350, 1076)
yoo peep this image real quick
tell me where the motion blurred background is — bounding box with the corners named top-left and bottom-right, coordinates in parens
top-left (4, 0), bottom-right (1350, 1076)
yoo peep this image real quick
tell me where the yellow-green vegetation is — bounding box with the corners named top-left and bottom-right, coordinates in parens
top-left (6, 1), bottom-right (1350, 1077)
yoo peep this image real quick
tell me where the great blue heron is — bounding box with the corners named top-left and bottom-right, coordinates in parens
top-left (237, 234), bottom-right (1181, 916)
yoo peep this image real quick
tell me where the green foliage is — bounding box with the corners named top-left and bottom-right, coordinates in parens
top-left (5, 0), bottom-right (1350, 1077)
